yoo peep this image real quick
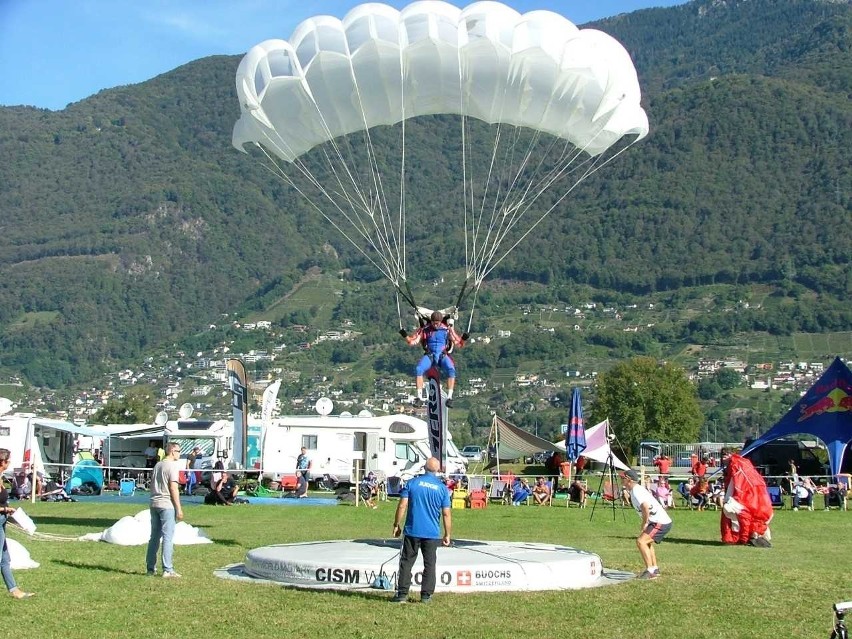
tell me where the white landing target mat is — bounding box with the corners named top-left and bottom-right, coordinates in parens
top-left (215, 538), bottom-right (634, 592)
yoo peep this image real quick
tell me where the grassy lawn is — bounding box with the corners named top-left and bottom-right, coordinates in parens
top-left (4, 497), bottom-right (846, 639)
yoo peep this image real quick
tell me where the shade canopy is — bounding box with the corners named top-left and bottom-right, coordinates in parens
top-left (741, 357), bottom-right (852, 477)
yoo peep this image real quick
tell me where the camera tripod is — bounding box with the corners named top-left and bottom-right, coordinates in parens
top-left (589, 424), bottom-right (626, 522)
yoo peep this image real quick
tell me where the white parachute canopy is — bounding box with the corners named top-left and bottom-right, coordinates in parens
top-left (78, 510), bottom-right (213, 546)
top-left (233, 1), bottom-right (648, 306)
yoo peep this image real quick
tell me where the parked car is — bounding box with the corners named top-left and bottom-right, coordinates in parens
top-left (461, 446), bottom-right (483, 462)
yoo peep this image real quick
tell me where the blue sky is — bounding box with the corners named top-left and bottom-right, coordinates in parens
top-left (0, 0), bottom-right (688, 110)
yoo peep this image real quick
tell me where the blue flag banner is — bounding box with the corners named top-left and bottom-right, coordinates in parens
top-left (565, 388), bottom-right (587, 463)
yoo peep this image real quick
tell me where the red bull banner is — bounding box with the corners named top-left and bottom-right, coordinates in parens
top-left (741, 356), bottom-right (852, 477)
top-left (426, 365), bottom-right (446, 471)
top-left (227, 358), bottom-right (249, 469)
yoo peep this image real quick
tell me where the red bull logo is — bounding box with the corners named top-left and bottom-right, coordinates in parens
top-left (797, 388), bottom-right (851, 422)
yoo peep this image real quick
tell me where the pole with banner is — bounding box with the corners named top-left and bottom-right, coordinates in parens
top-left (425, 365), bottom-right (446, 472)
top-left (23, 417), bottom-right (37, 504)
top-left (227, 358), bottom-right (249, 469)
top-left (565, 387), bottom-right (587, 506)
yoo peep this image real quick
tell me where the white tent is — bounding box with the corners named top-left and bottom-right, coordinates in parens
top-left (489, 416), bottom-right (630, 472)
top-left (553, 420), bottom-right (630, 471)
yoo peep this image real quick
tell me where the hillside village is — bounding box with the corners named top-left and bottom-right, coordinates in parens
top-left (3, 295), bottom-right (837, 428)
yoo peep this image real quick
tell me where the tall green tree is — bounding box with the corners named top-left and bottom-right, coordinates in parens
top-left (90, 389), bottom-right (155, 424)
top-left (589, 357), bottom-right (703, 454)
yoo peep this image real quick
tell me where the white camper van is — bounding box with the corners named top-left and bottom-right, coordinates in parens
top-left (100, 419), bottom-right (240, 474)
top-left (260, 413), bottom-right (467, 484)
top-left (0, 413), bottom-right (106, 479)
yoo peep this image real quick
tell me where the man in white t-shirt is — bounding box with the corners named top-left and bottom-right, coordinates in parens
top-left (622, 469), bottom-right (672, 580)
top-left (146, 442), bottom-right (184, 578)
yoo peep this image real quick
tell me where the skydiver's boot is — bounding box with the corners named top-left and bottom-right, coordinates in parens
top-left (445, 390), bottom-right (454, 409)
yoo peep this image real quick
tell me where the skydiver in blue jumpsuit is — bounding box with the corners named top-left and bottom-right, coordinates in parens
top-left (399, 310), bottom-right (468, 407)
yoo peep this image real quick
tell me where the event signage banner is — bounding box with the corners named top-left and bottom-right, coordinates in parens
top-left (227, 359), bottom-right (249, 468)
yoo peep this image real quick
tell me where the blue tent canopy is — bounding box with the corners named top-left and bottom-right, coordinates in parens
top-left (741, 357), bottom-right (852, 477)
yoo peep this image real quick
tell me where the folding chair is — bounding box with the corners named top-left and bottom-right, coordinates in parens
top-left (467, 476), bottom-right (485, 493)
top-left (566, 480), bottom-right (588, 508)
top-left (373, 471), bottom-right (388, 501)
top-left (118, 478), bottom-right (136, 497)
top-left (766, 485), bottom-right (785, 509)
top-left (466, 476), bottom-right (487, 509)
top-left (386, 476), bottom-right (404, 498)
top-left (487, 480), bottom-right (508, 505)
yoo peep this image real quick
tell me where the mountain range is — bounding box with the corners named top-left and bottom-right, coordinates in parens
top-left (0, 0), bottom-right (849, 388)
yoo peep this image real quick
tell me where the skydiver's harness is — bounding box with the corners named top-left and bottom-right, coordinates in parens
top-left (419, 324), bottom-right (452, 365)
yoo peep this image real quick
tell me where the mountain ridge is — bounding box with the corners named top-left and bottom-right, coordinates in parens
top-left (0, 0), bottom-right (849, 387)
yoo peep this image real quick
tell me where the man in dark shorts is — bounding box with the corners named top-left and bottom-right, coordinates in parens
top-left (622, 469), bottom-right (672, 580)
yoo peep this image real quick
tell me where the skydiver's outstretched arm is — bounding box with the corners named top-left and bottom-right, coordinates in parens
top-left (400, 326), bottom-right (425, 347)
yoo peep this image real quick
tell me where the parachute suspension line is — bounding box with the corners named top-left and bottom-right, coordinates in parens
top-left (466, 122), bottom-right (547, 286)
top-left (475, 137), bottom-right (643, 284)
top-left (251, 142), bottom-right (402, 289)
top-left (466, 124), bottom-right (633, 288)
top-left (300, 101), bottom-right (406, 285)
top-left (249, 99), bottom-right (408, 290)
top-left (476, 125), bottom-right (551, 271)
top-left (395, 292), bottom-right (405, 330)
top-left (345, 55), bottom-right (407, 284)
top-left (463, 120), bottom-right (505, 284)
top-left (252, 75), bottom-right (406, 290)
top-left (457, 48), bottom-right (474, 284)
top-left (399, 67), bottom-right (407, 286)
top-left (464, 284), bottom-right (481, 334)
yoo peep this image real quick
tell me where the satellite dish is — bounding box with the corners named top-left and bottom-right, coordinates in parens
top-left (179, 403), bottom-right (194, 419)
top-left (358, 409), bottom-right (373, 418)
top-left (154, 411), bottom-right (169, 427)
top-left (315, 397), bottom-right (333, 416)
top-left (0, 397), bottom-right (13, 416)
top-left (340, 411), bottom-right (353, 418)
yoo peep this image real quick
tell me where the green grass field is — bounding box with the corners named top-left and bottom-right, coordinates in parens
top-left (3, 496), bottom-right (847, 639)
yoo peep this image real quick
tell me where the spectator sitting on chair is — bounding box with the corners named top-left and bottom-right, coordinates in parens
top-left (532, 477), bottom-right (551, 505)
top-left (708, 480), bottom-right (724, 509)
top-left (144, 441), bottom-right (159, 469)
top-left (511, 478), bottom-right (531, 505)
top-left (318, 458), bottom-right (340, 489)
top-left (690, 478), bottom-right (710, 511)
top-left (11, 470), bottom-right (43, 499)
top-left (792, 476), bottom-right (815, 511)
top-left (360, 472), bottom-right (379, 509)
top-left (653, 477), bottom-right (673, 509)
top-left (206, 471), bottom-right (239, 505)
top-left (824, 475), bottom-right (850, 509)
top-left (568, 479), bottom-right (587, 507)
top-left (678, 477), bottom-right (697, 508)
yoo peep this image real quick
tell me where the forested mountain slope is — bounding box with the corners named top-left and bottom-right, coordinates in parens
top-left (0, 0), bottom-right (848, 387)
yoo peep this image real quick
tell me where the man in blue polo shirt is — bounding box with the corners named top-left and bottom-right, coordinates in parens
top-left (391, 457), bottom-right (452, 603)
